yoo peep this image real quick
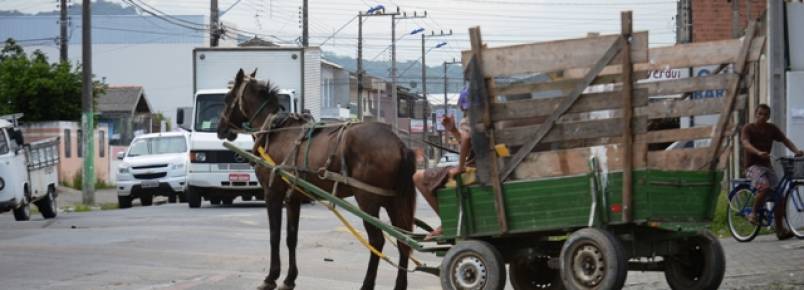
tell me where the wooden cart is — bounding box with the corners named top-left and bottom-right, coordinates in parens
top-left (225, 12), bottom-right (764, 290)
top-left (432, 11), bottom-right (763, 290)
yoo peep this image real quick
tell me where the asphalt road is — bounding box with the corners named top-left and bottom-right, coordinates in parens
top-left (1, 194), bottom-right (804, 290)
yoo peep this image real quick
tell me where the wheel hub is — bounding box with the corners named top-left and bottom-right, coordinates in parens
top-left (572, 245), bottom-right (605, 287)
top-left (453, 255), bottom-right (487, 289)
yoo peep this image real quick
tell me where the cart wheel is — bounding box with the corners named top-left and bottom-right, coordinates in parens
top-left (559, 228), bottom-right (627, 290)
top-left (118, 195), bottom-right (132, 209)
top-left (727, 188), bottom-right (760, 242)
top-left (35, 187), bottom-right (58, 219)
top-left (13, 199), bottom-right (31, 221)
top-left (510, 254), bottom-right (564, 290)
top-left (440, 240), bottom-right (506, 290)
top-left (664, 231), bottom-right (725, 290)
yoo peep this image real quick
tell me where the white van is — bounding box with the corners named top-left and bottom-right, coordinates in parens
top-left (116, 132), bottom-right (190, 208)
top-left (0, 114), bottom-right (59, 221)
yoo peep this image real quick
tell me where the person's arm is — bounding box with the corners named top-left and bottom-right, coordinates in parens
top-left (457, 130), bottom-right (471, 172)
top-left (782, 137), bottom-right (804, 156)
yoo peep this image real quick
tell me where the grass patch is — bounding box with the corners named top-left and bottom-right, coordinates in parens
top-left (73, 204), bottom-right (93, 212)
top-left (66, 173), bottom-right (114, 190)
top-left (98, 203), bottom-right (119, 210)
top-left (709, 191), bottom-right (730, 238)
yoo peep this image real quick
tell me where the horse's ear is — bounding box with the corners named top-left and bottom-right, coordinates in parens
top-left (250, 68), bottom-right (258, 78)
top-left (235, 69), bottom-right (245, 84)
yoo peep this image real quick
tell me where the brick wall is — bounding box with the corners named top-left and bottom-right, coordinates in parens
top-left (692, 0), bottom-right (767, 42)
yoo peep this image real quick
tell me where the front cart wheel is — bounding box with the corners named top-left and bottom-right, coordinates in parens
top-left (510, 253), bottom-right (564, 290)
top-left (727, 188), bottom-right (760, 242)
top-left (440, 240), bottom-right (506, 290)
top-left (663, 231), bottom-right (725, 290)
top-left (559, 228), bottom-right (627, 290)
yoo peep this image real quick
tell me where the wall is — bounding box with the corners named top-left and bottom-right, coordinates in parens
top-left (692, 0), bottom-right (767, 41)
top-left (22, 121), bottom-right (111, 185)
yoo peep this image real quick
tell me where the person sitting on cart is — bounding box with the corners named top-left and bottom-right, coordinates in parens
top-left (741, 104), bottom-right (804, 239)
top-left (413, 88), bottom-right (475, 240)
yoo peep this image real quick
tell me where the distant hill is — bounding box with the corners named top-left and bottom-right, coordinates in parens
top-left (0, 0), bottom-right (137, 16)
top-left (322, 51), bottom-right (465, 95)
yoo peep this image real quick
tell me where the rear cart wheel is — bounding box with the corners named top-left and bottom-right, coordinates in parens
top-left (35, 187), bottom-right (58, 218)
top-left (559, 228), bottom-right (627, 290)
top-left (727, 188), bottom-right (760, 242)
top-left (510, 253), bottom-right (564, 290)
top-left (663, 231), bottom-right (725, 290)
top-left (440, 240), bottom-right (506, 290)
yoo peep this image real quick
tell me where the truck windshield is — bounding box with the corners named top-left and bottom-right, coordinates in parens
top-left (0, 129), bottom-right (8, 155)
top-left (127, 136), bottom-right (187, 157)
top-left (194, 93), bottom-right (225, 132)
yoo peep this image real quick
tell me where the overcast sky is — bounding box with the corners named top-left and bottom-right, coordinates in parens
top-left (2, 0), bottom-right (678, 65)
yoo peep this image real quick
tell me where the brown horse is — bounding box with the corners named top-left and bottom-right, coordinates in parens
top-left (217, 69), bottom-right (417, 290)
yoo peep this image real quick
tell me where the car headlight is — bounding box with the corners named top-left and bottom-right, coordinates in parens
top-left (118, 164), bottom-right (130, 174)
top-left (192, 152), bottom-right (206, 162)
top-left (171, 162), bottom-right (186, 170)
top-left (0, 177), bottom-right (5, 191)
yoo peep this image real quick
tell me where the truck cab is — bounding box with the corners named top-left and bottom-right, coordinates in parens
top-left (178, 88), bottom-right (297, 207)
top-left (0, 115), bottom-right (59, 221)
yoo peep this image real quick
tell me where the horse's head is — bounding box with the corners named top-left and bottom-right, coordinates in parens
top-left (217, 68), bottom-right (281, 141)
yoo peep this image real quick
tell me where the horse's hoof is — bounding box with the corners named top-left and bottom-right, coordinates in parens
top-left (278, 282), bottom-right (295, 290)
top-left (256, 281), bottom-right (277, 290)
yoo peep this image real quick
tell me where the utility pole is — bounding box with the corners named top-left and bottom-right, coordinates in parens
top-left (210, 0), bottom-right (220, 47)
top-left (81, 0), bottom-right (95, 204)
top-left (302, 0), bottom-right (308, 47)
top-left (59, 0), bottom-right (68, 62)
top-left (442, 58), bottom-right (460, 158)
top-left (356, 6), bottom-right (398, 121)
top-left (393, 9), bottom-right (427, 133)
top-left (421, 30), bottom-right (452, 168)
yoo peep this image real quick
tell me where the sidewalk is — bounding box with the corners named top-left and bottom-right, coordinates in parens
top-left (55, 186), bottom-right (120, 208)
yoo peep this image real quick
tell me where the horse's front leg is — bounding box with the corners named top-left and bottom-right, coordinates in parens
top-left (279, 197), bottom-right (301, 290)
top-left (258, 190), bottom-right (284, 290)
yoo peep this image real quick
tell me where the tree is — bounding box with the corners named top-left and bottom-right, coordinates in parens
top-left (0, 38), bottom-right (104, 121)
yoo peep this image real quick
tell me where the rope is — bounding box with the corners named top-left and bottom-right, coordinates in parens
top-left (256, 147), bottom-right (417, 273)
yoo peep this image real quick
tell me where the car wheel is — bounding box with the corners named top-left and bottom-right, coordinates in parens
top-left (35, 187), bottom-right (58, 219)
top-left (140, 193), bottom-right (153, 206)
top-left (187, 187), bottom-right (202, 208)
top-left (168, 194), bottom-right (177, 203)
top-left (13, 198), bottom-right (31, 221)
top-left (118, 195), bottom-right (132, 209)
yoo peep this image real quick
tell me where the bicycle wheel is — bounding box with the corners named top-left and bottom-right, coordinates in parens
top-left (785, 184), bottom-right (804, 239)
top-left (727, 188), bottom-right (760, 242)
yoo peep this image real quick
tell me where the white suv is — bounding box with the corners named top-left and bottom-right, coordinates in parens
top-left (116, 132), bottom-right (190, 208)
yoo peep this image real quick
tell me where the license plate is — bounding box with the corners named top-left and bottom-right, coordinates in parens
top-left (229, 173), bottom-right (250, 182)
top-left (141, 180), bottom-right (159, 188)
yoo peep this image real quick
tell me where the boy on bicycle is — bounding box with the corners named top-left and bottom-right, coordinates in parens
top-left (741, 104), bottom-right (804, 239)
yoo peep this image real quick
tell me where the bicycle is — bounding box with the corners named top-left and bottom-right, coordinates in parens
top-left (726, 157), bottom-right (804, 242)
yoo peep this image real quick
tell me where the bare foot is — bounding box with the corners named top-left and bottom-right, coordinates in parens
top-left (424, 226), bottom-right (442, 241)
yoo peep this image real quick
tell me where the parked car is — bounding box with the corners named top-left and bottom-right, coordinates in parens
top-left (0, 114), bottom-right (59, 221)
top-left (116, 132), bottom-right (190, 208)
top-left (436, 152), bottom-right (460, 168)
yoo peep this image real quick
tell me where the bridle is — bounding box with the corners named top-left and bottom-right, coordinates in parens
top-left (224, 76), bottom-right (275, 132)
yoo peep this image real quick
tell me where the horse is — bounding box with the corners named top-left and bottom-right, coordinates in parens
top-left (217, 69), bottom-right (417, 290)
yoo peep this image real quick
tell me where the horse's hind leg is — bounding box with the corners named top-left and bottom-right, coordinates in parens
top-left (358, 203), bottom-right (383, 290)
top-left (258, 192), bottom-right (284, 290)
top-left (387, 205), bottom-right (413, 290)
top-left (279, 197), bottom-right (301, 290)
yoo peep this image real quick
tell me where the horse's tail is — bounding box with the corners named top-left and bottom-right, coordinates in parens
top-left (395, 146), bottom-right (417, 229)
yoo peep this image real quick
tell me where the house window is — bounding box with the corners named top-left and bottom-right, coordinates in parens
top-left (98, 131), bottom-right (105, 158)
top-left (64, 129), bottom-right (71, 158)
top-left (77, 129), bottom-right (83, 158)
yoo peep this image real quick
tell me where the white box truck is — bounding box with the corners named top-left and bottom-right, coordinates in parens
top-left (177, 47), bottom-right (320, 208)
top-left (0, 114), bottom-right (59, 221)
